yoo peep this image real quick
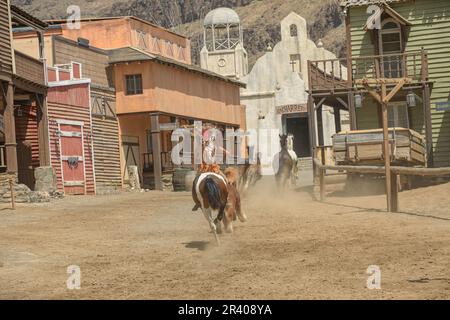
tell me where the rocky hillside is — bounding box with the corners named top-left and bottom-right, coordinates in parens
top-left (12, 0), bottom-right (346, 66)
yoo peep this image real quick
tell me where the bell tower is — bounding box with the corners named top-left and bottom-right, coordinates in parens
top-left (200, 7), bottom-right (248, 80)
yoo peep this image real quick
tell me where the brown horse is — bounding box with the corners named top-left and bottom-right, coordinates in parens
top-left (237, 153), bottom-right (262, 193)
top-left (192, 172), bottom-right (228, 244)
top-left (223, 168), bottom-right (248, 233)
top-left (274, 134), bottom-right (294, 189)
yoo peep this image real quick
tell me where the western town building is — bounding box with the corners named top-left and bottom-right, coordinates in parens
top-left (309, 0), bottom-right (450, 168)
top-left (200, 8), bottom-right (349, 174)
top-left (0, 1), bottom-right (50, 191)
top-left (13, 14), bottom-right (246, 192)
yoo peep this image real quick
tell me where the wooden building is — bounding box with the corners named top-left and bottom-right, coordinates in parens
top-left (0, 1), bottom-right (50, 188)
top-left (46, 63), bottom-right (95, 194)
top-left (307, 0), bottom-right (450, 168)
top-left (14, 33), bottom-right (122, 194)
top-left (109, 47), bottom-right (246, 190)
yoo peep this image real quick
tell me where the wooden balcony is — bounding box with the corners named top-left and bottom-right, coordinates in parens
top-left (13, 50), bottom-right (46, 89)
top-left (308, 50), bottom-right (429, 92)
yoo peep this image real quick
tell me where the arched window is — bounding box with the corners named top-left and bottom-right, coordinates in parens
top-left (290, 24), bottom-right (298, 37)
top-left (380, 19), bottom-right (403, 77)
top-left (380, 19), bottom-right (402, 54)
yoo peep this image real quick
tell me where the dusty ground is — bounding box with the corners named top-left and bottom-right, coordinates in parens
top-left (0, 178), bottom-right (449, 300)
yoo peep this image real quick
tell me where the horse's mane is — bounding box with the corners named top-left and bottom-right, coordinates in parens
top-left (224, 167), bottom-right (239, 185)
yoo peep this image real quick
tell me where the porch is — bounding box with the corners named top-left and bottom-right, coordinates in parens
top-left (307, 49), bottom-right (433, 167)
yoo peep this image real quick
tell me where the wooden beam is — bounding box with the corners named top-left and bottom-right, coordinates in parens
top-left (314, 97), bottom-right (327, 111)
top-left (334, 107), bottom-right (342, 134)
top-left (336, 97), bottom-right (348, 110)
top-left (383, 78), bottom-right (406, 104)
top-left (36, 94), bottom-right (50, 167)
top-left (348, 91), bottom-right (357, 130)
top-left (381, 83), bottom-right (393, 212)
top-left (151, 113), bottom-right (163, 191)
top-left (363, 83), bottom-right (383, 105)
top-left (316, 105), bottom-right (324, 147)
top-left (356, 78), bottom-right (412, 85)
top-left (4, 82), bottom-right (18, 174)
top-left (422, 84), bottom-right (433, 167)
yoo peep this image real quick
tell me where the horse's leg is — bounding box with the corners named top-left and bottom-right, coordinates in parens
top-left (223, 204), bottom-right (234, 233)
top-left (203, 208), bottom-right (220, 245)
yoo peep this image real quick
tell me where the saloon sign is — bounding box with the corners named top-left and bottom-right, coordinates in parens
top-left (275, 104), bottom-right (307, 115)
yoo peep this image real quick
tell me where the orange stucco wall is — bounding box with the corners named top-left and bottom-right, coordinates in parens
top-left (114, 60), bottom-right (245, 127)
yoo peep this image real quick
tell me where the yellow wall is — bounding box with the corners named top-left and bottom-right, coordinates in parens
top-left (13, 34), bottom-right (54, 65)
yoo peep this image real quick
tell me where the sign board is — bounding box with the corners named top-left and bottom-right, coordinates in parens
top-left (276, 104), bottom-right (308, 115)
top-left (435, 101), bottom-right (450, 111)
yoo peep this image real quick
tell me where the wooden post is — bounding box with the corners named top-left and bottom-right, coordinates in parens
top-left (319, 168), bottom-right (325, 202)
top-left (422, 84), bottom-right (433, 167)
top-left (334, 106), bottom-right (342, 133)
top-left (4, 81), bottom-right (18, 174)
top-left (307, 94), bottom-right (316, 153)
top-left (36, 94), bottom-right (51, 166)
top-left (151, 113), bottom-right (163, 191)
top-left (317, 105), bottom-right (324, 147)
top-left (9, 177), bottom-right (15, 210)
top-left (348, 91), bottom-right (357, 130)
top-left (381, 83), bottom-right (392, 212)
top-left (391, 173), bottom-right (399, 212)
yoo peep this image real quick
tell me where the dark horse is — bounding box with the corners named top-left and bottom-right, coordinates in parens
top-left (274, 134), bottom-right (294, 188)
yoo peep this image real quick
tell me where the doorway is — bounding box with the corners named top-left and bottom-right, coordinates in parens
top-left (285, 115), bottom-right (311, 158)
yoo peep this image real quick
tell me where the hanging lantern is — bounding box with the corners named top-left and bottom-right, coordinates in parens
top-left (354, 93), bottom-right (363, 109)
top-left (407, 91), bottom-right (416, 108)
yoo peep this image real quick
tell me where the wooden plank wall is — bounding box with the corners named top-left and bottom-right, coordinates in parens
top-left (53, 37), bottom-right (111, 88)
top-left (91, 87), bottom-right (122, 193)
top-left (0, 0), bottom-right (13, 77)
top-left (349, 0), bottom-right (450, 166)
top-left (15, 105), bottom-right (39, 189)
top-left (47, 83), bottom-right (95, 194)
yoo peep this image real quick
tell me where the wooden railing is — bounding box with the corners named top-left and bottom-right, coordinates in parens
top-left (308, 50), bottom-right (429, 92)
top-left (14, 51), bottom-right (45, 86)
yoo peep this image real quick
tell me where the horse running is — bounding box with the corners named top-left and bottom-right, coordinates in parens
top-left (192, 173), bottom-right (228, 244)
top-left (274, 134), bottom-right (295, 189)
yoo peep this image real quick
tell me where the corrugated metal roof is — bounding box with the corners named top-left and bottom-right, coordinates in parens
top-left (108, 47), bottom-right (246, 87)
top-left (340, 0), bottom-right (411, 7)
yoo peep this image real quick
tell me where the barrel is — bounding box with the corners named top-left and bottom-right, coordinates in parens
top-left (172, 168), bottom-right (190, 192)
top-left (184, 171), bottom-right (197, 192)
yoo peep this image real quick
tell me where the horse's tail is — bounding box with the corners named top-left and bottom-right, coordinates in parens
top-left (204, 177), bottom-right (222, 210)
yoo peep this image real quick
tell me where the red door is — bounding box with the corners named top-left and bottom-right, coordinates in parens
top-left (59, 122), bottom-right (86, 195)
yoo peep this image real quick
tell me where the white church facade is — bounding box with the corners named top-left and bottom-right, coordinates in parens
top-left (200, 9), bottom-right (349, 173)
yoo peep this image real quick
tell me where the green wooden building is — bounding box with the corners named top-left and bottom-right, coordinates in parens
top-left (307, 0), bottom-right (450, 167)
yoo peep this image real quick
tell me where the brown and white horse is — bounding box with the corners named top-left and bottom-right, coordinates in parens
top-left (192, 169), bottom-right (248, 244)
top-left (192, 172), bottom-right (229, 244)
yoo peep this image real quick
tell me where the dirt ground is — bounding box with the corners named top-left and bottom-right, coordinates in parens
top-left (0, 178), bottom-right (449, 300)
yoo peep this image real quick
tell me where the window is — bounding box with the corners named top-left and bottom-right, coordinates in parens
top-left (290, 24), bottom-right (298, 37)
top-left (388, 102), bottom-right (409, 128)
top-left (125, 75), bottom-right (143, 95)
top-left (381, 20), bottom-right (402, 54)
top-left (380, 19), bottom-right (403, 77)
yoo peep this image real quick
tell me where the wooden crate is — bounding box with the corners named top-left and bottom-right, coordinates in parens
top-left (332, 128), bottom-right (426, 167)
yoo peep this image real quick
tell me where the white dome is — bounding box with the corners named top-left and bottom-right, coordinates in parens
top-left (204, 7), bottom-right (240, 27)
